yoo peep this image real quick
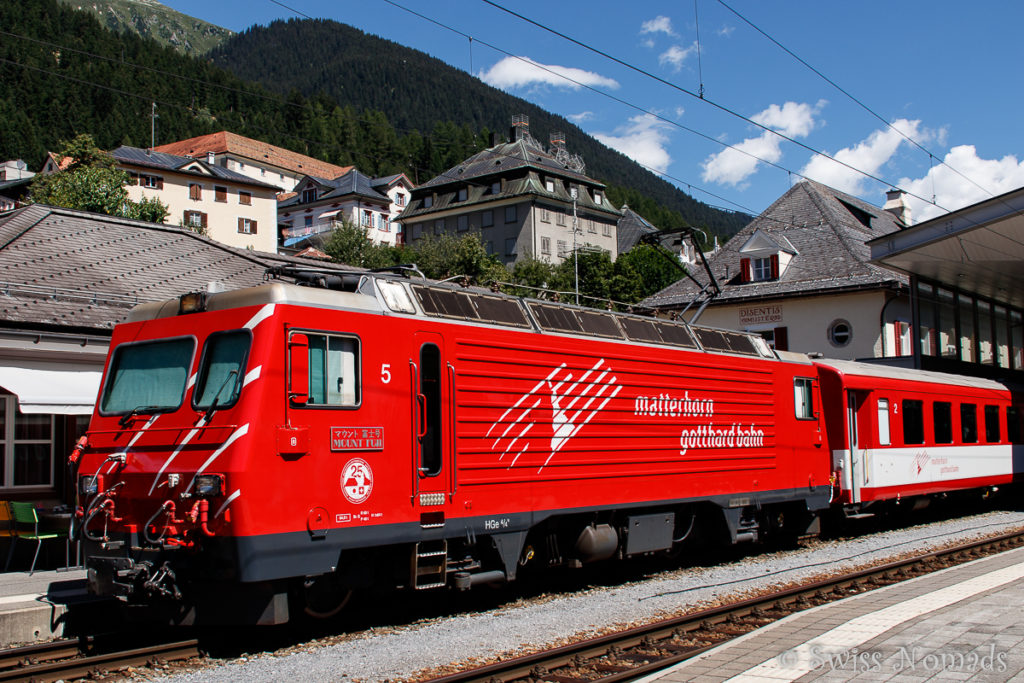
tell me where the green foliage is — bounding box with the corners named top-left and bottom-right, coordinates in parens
top-left (614, 244), bottom-right (686, 301)
top-left (28, 134), bottom-right (169, 222)
top-left (407, 233), bottom-right (508, 284)
top-left (323, 220), bottom-right (398, 270)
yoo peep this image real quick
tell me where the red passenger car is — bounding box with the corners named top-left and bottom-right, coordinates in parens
top-left (815, 359), bottom-right (1024, 507)
top-left (75, 270), bottom-right (832, 623)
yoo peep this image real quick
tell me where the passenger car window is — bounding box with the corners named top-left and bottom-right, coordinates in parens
top-left (877, 399), bottom-right (890, 445)
top-left (984, 405), bottom-right (1001, 443)
top-left (960, 403), bottom-right (977, 444)
top-left (902, 399), bottom-right (924, 445)
top-left (933, 402), bottom-right (952, 444)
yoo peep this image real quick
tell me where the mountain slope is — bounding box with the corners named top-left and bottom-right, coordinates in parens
top-left (210, 19), bottom-right (749, 237)
top-left (56, 0), bottom-right (232, 55)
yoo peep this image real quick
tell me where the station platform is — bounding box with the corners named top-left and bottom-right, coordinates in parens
top-left (640, 545), bottom-right (1024, 682)
top-left (0, 567), bottom-right (92, 646)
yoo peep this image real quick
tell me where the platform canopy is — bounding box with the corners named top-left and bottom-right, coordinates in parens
top-left (0, 363), bottom-right (101, 414)
top-left (868, 187), bottom-right (1024, 309)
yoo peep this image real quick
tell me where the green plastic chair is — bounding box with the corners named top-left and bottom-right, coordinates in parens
top-left (4, 502), bottom-right (65, 575)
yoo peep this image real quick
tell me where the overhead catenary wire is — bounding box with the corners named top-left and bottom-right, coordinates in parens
top-left (471, 0), bottom-right (952, 214)
top-left (714, 0), bottom-right (997, 201)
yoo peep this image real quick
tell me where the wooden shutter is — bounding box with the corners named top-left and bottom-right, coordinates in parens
top-left (250, 219), bottom-right (257, 235)
top-left (770, 254), bottom-right (780, 279)
top-left (156, 177), bottom-right (163, 190)
top-left (740, 258), bottom-right (751, 283)
top-left (200, 212), bottom-right (208, 228)
top-left (774, 326), bottom-right (789, 351)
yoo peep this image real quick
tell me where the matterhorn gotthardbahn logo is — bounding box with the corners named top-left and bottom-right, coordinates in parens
top-left (341, 458), bottom-right (373, 504)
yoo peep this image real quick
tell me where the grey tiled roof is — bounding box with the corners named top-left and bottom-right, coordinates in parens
top-left (111, 146), bottom-right (280, 190)
top-left (0, 204), bottom-right (351, 332)
top-left (400, 137), bottom-right (621, 223)
top-left (278, 168), bottom-right (390, 209)
top-left (617, 205), bottom-right (660, 254)
top-left (643, 180), bottom-right (908, 308)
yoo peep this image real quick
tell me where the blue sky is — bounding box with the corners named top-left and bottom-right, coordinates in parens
top-left (162, 0), bottom-right (1024, 222)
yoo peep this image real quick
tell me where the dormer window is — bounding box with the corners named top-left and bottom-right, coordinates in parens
top-left (424, 195), bottom-right (434, 208)
top-left (740, 255), bottom-right (779, 282)
top-left (545, 178), bottom-right (555, 193)
top-left (302, 188), bottom-right (317, 203)
top-left (457, 187), bottom-right (468, 202)
top-left (594, 190), bottom-right (603, 205)
top-left (737, 229), bottom-right (795, 283)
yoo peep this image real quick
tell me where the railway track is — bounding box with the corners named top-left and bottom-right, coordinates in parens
top-left (0, 636), bottom-right (199, 682)
top-left (424, 528), bottom-right (1024, 683)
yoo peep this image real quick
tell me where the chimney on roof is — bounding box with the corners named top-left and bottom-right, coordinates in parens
top-left (489, 131), bottom-right (502, 147)
top-left (883, 189), bottom-right (912, 227)
top-left (207, 151), bottom-right (215, 165)
top-left (549, 131), bottom-right (566, 149)
top-left (510, 114), bottom-right (529, 142)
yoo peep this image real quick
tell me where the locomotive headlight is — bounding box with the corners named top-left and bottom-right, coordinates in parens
top-left (194, 474), bottom-right (225, 498)
top-left (79, 474), bottom-right (101, 497)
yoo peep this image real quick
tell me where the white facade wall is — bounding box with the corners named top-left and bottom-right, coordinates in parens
top-left (692, 290), bottom-right (893, 360)
top-left (220, 155), bottom-right (301, 193)
top-left (530, 204), bottom-right (617, 264)
top-left (124, 172), bottom-right (278, 253)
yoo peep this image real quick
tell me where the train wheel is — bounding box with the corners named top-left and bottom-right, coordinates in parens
top-left (301, 573), bottom-right (352, 619)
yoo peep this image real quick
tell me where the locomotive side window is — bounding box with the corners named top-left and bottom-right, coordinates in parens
top-left (960, 404), bottom-right (978, 444)
top-left (877, 399), bottom-right (891, 445)
top-left (193, 330), bottom-right (250, 410)
top-left (984, 405), bottom-right (1001, 443)
top-left (99, 338), bottom-right (195, 415)
top-left (793, 378), bottom-right (815, 419)
top-left (306, 333), bottom-right (360, 407)
top-left (933, 402), bottom-right (953, 444)
top-left (902, 399), bottom-right (924, 444)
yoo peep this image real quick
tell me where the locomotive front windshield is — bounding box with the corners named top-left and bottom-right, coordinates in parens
top-left (99, 337), bottom-right (195, 414)
top-left (193, 330), bottom-right (251, 409)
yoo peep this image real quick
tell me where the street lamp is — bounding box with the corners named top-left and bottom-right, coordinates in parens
top-left (570, 187), bottom-right (579, 304)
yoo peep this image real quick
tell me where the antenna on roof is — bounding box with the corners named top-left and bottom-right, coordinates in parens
top-left (149, 102), bottom-right (158, 154)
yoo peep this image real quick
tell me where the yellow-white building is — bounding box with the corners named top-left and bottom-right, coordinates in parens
top-left (645, 180), bottom-right (912, 360)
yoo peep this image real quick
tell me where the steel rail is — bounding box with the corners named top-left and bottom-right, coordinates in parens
top-left (0, 638), bottom-right (199, 682)
top-left (424, 528), bottom-right (1024, 683)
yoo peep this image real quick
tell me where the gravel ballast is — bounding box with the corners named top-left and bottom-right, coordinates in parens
top-left (147, 509), bottom-right (1024, 683)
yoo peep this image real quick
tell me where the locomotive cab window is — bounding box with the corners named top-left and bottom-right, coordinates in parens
top-left (193, 330), bottom-right (250, 410)
top-left (933, 402), bottom-right (953, 444)
top-left (960, 403), bottom-right (978, 444)
top-left (902, 399), bottom-right (924, 445)
top-left (984, 405), bottom-right (1001, 443)
top-left (793, 378), bottom-right (815, 419)
top-left (99, 337), bottom-right (195, 415)
top-left (303, 333), bottom-right (360, 407)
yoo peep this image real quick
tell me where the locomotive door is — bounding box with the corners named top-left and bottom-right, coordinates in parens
top-left (412, 332), bottom-right (453, 504)
top-left (847, 391), bottom-right (869, 502)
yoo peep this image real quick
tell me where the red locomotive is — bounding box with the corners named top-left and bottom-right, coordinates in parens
top-left (72, 268), bottom-right (1022, 624)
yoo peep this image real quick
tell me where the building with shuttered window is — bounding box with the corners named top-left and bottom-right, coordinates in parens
top-left (643, 180), bottom-right (911, 360)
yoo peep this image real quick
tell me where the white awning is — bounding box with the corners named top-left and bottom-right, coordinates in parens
top-left (0, 363), bottom-right (102, 415)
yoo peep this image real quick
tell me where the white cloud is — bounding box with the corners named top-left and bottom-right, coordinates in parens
top-left (568, 111), bottom-right (594, 124)
top-left (641, 16), bottom-right (676, 36)
top-left (718, 25), bottom-right (735, 37)
top-left (899, 145), bottom-right (1024, 223)
top-left (702, 101), bottom-right (822, 186)
top-left (800, 118), bottom-right (923, 196)
top-left (675, 106), bottom-right (685, 118)
top-left (594, 114), bottom-right (673, 174)
top-left (659, 44), bottom-right (696, 72)
top-left (479, 56), bottom-right (619, 91)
